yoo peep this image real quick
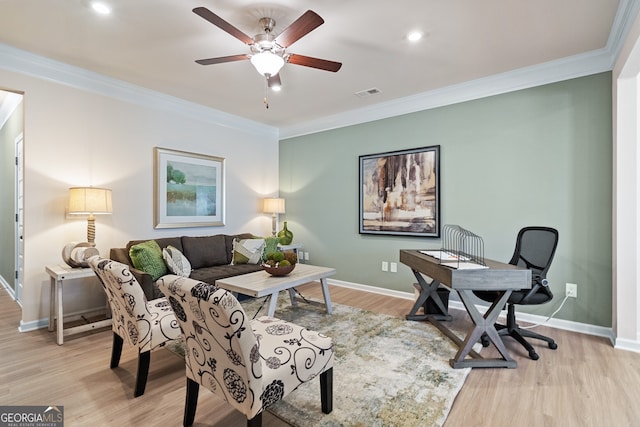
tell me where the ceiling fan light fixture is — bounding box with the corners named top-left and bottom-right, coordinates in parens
top-left (407, 31), bottom-right (423, 42)
top-left (90, 1), bottom-right (112, 15)
top-left (250, 51), bottom-right (285, 77)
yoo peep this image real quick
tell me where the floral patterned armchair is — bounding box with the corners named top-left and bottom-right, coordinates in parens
top-left (157, 274), bottom-right (334, 427)
top-left (88, 256), bottom-right (182, 397)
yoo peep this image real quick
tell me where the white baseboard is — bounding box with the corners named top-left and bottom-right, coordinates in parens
top-left (19, 318), bottom-right (49, 333)
top-left (614, 338), bottom-right (640, 353)
top-left (18, 305), bottom-right (109, 333)
top-left (0, 275), bottom-right (16, 299)
top-left (328, 278), bottom-right (621, 349)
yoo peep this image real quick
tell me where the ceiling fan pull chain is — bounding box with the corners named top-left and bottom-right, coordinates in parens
top-left (263, 77), bottom-right (270, 109)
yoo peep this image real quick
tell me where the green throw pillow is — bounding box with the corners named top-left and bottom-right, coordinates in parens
top-left (129, 240), bottom-right (168, 281)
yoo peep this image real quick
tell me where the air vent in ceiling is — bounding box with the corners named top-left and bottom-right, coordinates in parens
top-left (355, 87), bottom-right (382, 98)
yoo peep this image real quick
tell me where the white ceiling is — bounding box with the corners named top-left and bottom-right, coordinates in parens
top-left (0, 0), bottom-right (630, 134)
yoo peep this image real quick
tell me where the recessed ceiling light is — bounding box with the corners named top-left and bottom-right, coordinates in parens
top-left (91, 1), bottom-right (112, 15)
top-left (407, 31), bottom-right (423, 42)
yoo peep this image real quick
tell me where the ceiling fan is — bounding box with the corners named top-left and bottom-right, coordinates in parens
top-left (193, 7), bottom-right (342, 93)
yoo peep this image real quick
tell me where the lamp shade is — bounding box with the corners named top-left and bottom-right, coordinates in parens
top-left (68, 187), bottom-right (113, 215)
top-left (263, 197), bottom-right (285, 214)
top-left (250, 51), bottom-right (285, 77)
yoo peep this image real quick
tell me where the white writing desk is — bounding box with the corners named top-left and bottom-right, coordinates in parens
top-left (400, 249), bottom-right (531, 368)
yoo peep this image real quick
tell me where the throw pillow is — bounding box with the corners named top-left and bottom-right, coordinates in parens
top-left (232, 238), bottom-right (265, 265)
top-left (182, 235), bottom-right (228, 269)
top-left (162, 245), bottom-right (192, 277)
top-left (129, 240), bottom-right (168, 281)
top-left (262, 236), bottom-right (280, 261)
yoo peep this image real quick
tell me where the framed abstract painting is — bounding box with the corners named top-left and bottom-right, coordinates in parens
top-left (359, 145), bottom-right (440, 237)
top-left (154, 147), bottom-right (225, 228)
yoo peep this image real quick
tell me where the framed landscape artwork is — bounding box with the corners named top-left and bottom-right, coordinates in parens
top-left (359, 145), bottom-right (440, 237)
top-left (154, 147), bottom-right (225, 228)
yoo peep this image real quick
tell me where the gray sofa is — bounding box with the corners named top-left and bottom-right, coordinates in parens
top-left (110, 233), bottom-right (263, 300)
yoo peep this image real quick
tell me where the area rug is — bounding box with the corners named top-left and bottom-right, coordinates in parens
top-left (169, 297), bottom-right (471, 427)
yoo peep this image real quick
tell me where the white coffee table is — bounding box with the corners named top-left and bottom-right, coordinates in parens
top-left (216, 263), bottom-right (335, 317)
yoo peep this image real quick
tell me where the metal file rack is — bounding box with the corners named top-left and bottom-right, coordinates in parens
top-left (436, 224), bottom-right (486, 268)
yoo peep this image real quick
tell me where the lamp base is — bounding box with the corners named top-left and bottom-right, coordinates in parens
top-left (62, 242), bottom-right (100, 268)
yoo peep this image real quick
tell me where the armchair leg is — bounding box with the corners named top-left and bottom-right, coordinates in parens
top-left (134, 351), bottom-right (151, 397)
top-left (247, 412), bottom-right (262, 427)
top-left (110, 333), bottom-right (123, 369)
top-left (320, 367), bottom-right (333, 414)
top-left (184, 378), bottom-right (199, 426)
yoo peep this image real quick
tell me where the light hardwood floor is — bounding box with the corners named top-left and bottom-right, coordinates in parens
top-left (2, 283), bottom-right (639, 426)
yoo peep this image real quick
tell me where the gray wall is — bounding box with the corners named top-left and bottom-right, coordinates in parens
top-left (280, 72), bottom-right (612, 327)
top-left (0, 99), bottom-right (22, 289)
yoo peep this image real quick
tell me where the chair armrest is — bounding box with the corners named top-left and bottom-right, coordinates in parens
top-left (520, 275), bottom-right (553, 304)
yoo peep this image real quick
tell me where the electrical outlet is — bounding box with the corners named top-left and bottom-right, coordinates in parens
top-left (566, 283), bottom-right (578, 298)
top-left (382, 261), bottom-right (389, 272)
top-left (390, 262), bottom-right (397, 273)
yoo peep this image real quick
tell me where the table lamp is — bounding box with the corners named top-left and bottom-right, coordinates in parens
top-left (263, 197), bottom-right (285, 236)
top-left (63, 187), bottom-right (112, 267)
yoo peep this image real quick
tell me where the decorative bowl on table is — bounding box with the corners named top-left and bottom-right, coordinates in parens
top-left (262, 251), bottom-right (298, 276)
top-left (262, 263), bottom-right (296, 276)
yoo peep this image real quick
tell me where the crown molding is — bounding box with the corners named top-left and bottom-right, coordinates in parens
top-left (280, 0), bottom-right (640, 140)
top-left (0, 43), bottom-right (278, 139)
top-left (1, 0), bottom-right (637, 142)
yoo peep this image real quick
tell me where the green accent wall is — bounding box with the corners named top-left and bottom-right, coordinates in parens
top-left (280, 72), bottom-right (613, 327)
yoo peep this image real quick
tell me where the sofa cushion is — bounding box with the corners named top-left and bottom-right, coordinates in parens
top-left (189, 263), bottom-right (264, 284)
top-left (181, 235), bottom-right (228, 269)
top-left (163, 245), bottom-right (192, 277)
top-left (232, 238), bottom-right (265, 265)
top-left (129, 240), bottom-right (168, 281)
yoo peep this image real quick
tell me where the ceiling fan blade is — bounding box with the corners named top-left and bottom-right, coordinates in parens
top-left (267, 73), bottom-right (282, 88)
top-left (195, 54), bottom-right (249, 65)
top-left (193, 7), bottom-right (254, 45)
top-left (287, 54), bottom-right (342, 72)
top-left (274, 10), bottom-right (324, 48)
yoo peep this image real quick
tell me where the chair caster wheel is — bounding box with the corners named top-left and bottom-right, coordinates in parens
top-left (529, 351), bottom-right (539, 360)
top-left (549, 342), bottom-right (558, 350)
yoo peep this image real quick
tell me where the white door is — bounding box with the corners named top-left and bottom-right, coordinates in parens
top-left (15, 133), bottom-right (23, 303)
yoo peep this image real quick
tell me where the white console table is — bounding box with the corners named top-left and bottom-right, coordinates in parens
top-left (46, 264), bottom-right (111, 345)
top-left (278, 243), bottom-right (304, 261)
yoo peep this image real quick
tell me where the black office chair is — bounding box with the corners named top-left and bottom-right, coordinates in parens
top-left (475, 226), bottom-right (559, 360)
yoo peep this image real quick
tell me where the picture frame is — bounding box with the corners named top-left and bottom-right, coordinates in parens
top-left (154, 147), bottom-right (225, 228)
top-left (359, 145), bottom-right (440, 237)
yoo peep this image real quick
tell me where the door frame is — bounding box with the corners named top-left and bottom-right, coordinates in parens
top-left (15, 132), bottom-right (23, 304)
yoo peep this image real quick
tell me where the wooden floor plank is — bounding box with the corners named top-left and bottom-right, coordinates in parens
top-left (2, 283), bottom-right (639, 426)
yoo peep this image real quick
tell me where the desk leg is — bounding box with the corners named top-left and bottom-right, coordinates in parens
top-left (406, 269), bottom-right (451, 321)
top-left (266, 293), bottom-right (279, 317)
top-left (320, 277), bottom-right (333, 314)
top-left (56, 280), bottom-right (64, 345)
top-left (48, 277), bottom-right (55, 332)
top-left (450, 289), bottom-right (516, 369)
